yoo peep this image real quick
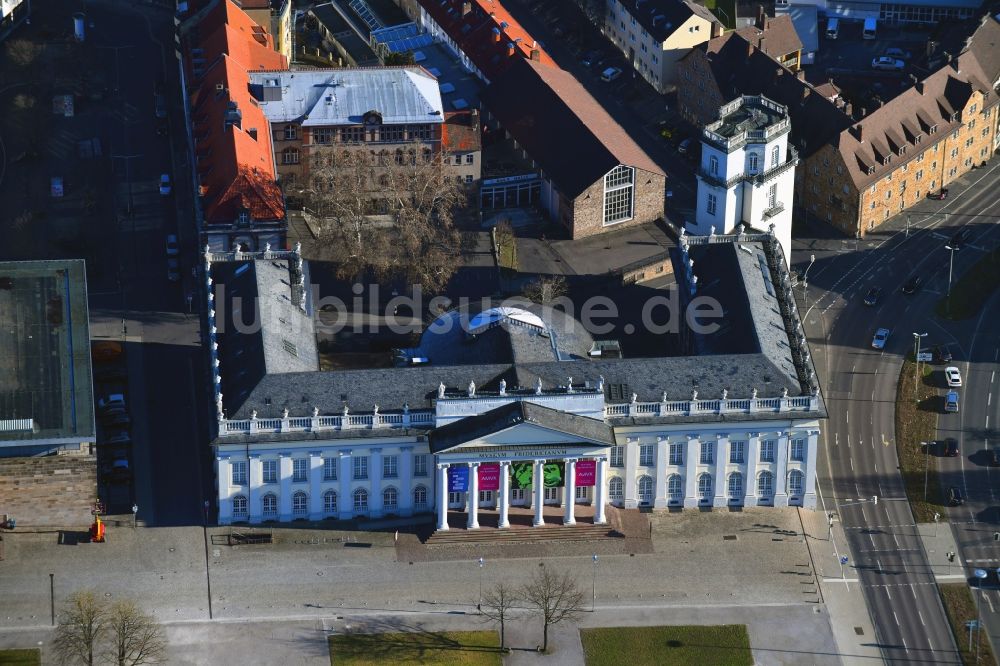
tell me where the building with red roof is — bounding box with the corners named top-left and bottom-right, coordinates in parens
top-left (182, 0), bottom-right (288, 251)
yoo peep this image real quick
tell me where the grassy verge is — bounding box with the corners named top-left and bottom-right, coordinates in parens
top-left (329, 631), bottom-right (500, 665)
top-left (895, 358), bottom-right (942, 522)
top-left (936, 250), bottom-right (1000, 320)
top-left (580, 625), bottom-right (752, 666)
top-left (0, 649), bottom-right (41, 666)
top-left (497, 239), bottom-right (517, 272)
top-left (939, 584), bottom-right (997, 665)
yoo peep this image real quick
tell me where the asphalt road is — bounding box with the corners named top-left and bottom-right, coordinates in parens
top-left (795, 158), bottom-right (1000, 663)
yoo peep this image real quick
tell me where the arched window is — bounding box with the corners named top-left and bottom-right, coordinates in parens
top-left (788, 470), bottom-right (804, 495)
top-left (413, 485), bottom-right (428, 507)
top-left (771, 145), bottom-right (780, 167)
top-left (292, 491), bottom-right (308, 515)
top-left (323, 490), bottom-right (337, 514)
top-left (667, 474), bottom-right (683, 500)
top-left (262, 493), bottom-right (277, 517)
top-left (698, 473), bottom-right (713, 500)
top-left (609, 476), bottom-right (624, 501)
top-left (383, 487), bottom-right (398, 511)
top-left (757, 471), bottom-right (774, 497)
top-left (748, 152), bottom-right (759, 173)
top-left (353, 488), bottom-right (369, 512)
top-left (727, 472), bottom-right (743, 500)
top-left (232, 495), bottom-right (248, 519)
top-left (637, 475), bottom-right (654, 502)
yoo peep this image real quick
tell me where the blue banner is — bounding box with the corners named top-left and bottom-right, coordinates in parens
top-left (448, 465), bottom-right (469, 492)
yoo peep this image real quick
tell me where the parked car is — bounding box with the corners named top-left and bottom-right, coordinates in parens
top-left (678, 138), bottom-right (693, 154)
top-left (154, 93), bottom-right (167, 119)
top-left (944, 390), bottom-right (959, 413)
top-left (871, 56), bottom-right (904, 71)
top-left (102, 430), bottom-right (132, 447)
top-left (97, 393), bottom-right (126, 412)
top-left (948, 486), bottom-right (965, 505)
top-left (165, 234), bottom-right (180, 257)
top-left (863, 286), bottom-right (882, 306)
top-left (945, 366), bottom-right (962, 387)
top-left (871, 327), bottom-right (890, 350)
top-left (927, 188), bottom-right (949, 200)
top-left (600, 66), bottom-right (622, 82)
top-left (932, 345), bottom-right (953, 363)
top-left (901, 275), bottom-right (923, 294)
top-left (944, 438), bottom-right (959, 457)
top-left (581, 50), bottom-right (601, 67)
top-left (167, 257), bottom-right (181, 282)
top-left (159, 173), bottom-right (172, 196)
top-left (883, 47), bottom-right (911, 60)
top-left (101, 411), bottom-right (131, 427)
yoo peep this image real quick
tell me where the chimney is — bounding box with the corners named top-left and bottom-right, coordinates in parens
top-left (801, 85), bottom-right (810, 102)
top-left (759, 37), bottom-right (767, 54)
top-left (915, 79), bottom-right (924, 95)
top-left (796, 69), bottom-right (806, 81)
top-left (248, 127), bottom-right (258, 141)
top-left (492, 27), bottom-right (501, 43)
top-left (756, 4), bottom-right (766, 29)
top-left (850, 124), bottom-right (864, 142)
top-left (530, 48), bottom-right (540, 61)
top-left (747, 39), bottom-right (754, 58)
top-left (462, 1), bottom-right (471, 16)
top-left (711, 21), bottom-right (723, 38)
top-left (507, 42), bottom-right (515, 57)
top-left (844, 102), bottom-right (853, 117)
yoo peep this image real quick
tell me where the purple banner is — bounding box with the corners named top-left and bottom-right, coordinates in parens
top-left (448, 465), bottom-right (469, 492)
top-left (575, 460), bottom-right (596, 487)
top-left (478, 463), bottom-right (500, 491)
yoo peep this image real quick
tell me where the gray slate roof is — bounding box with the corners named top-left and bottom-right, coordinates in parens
top-left (429, 401), bottom-right (615, 452)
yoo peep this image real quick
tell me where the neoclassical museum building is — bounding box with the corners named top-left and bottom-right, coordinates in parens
top-left (205, 229), bottom-right (825, 530)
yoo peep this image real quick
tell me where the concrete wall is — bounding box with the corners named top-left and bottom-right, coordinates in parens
top-left (0, 454), bottom-right (97, 527)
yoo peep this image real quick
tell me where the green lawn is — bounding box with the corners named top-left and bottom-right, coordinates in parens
top-left (329, 630), bottom-right (500, 665)
top-left (939, 584), bottom-right (996, 665)
top-left (0, 649), bottom-right (41, 666)
top-left (895, 358), bottom-right (943, 522)
top-left (581, 625), bottom-right (752, 666)
top-left (936, 250), bottom-right (1000, 320)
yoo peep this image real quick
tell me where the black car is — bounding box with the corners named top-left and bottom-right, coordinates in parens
top-left (948, 486), bottom-right (965, 505)
top-left (581, 50), bottom-right (601, 67)
top-left (944, 438), bottom-right (959, 457)
top-left (949, 227), bottom-right (971, 248)
top-left (932, 345), bottom-right (953, 363)
top-left (863, 287), bottom-right (882, 306)
top-left (927, 188), bottom-right (949, 200)
top-left (901, 275), bottom-right (923, 294)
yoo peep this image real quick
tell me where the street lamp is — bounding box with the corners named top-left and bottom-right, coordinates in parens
top-left (802, 254), bottom-right (815, 294)
top-left (974, 568), bottom-right (988, 659)
top-left (131, 504), bottom-right (138, 529)
top-left (945, 244), bottom-right (959, 313)
top-left (913, 332), bottom-right (928, 394)
top-left (591, 554), bottom-right (599, 612)
top-left (477, 557), bottom-right (484, 613)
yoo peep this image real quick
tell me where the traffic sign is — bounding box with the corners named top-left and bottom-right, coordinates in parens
top-left (916, 352), bottom-right (933, 362)
top-left (966, 620), bottom-right (981, 630)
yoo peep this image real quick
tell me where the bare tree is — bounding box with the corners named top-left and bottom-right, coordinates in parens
top-left (521, 566), bottom-right (585, 652)
top-left (103, 600), bottom-right (167, 666)
top-left (522, 275), bottom-right (567, 305)
top-left (480, 581), bottom-right (519, 651)
top-left (52, 590), bottom-right (106, 666)
top-left (4, 39), bottom-right (42, 68)
top-left (303, 141), bottom-right (464, 293)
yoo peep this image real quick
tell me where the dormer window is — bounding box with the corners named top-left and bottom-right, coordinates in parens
top-left (237, 211), bottom-right (251, 226)
top-left (929, 125), bottom-right (937, 134)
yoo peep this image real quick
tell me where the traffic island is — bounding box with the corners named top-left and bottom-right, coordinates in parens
top-left (939, 584), bottom-right (997, 665)
top-left (895, 358), bottom-right (942, 522)
top-left (580, 625), bottom-right (752, 665)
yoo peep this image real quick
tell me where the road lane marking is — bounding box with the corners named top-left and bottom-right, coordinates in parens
top-left (846, 410), bottom-right (849, 424)
top-left (911, 586), bottom-right (918, 601)
top-left (886, 585), bottom-right (892, 600)
top-left (850, 458), bottom-right (854, 471)
top-left (893, 610), bottom-right (900, 625)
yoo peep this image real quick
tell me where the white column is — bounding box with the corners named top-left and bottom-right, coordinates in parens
top-left (248, 455), bottom-right (262, 523)
top-left (774, 432), bottom-right (790, 507)
top-left (532, 459), bottom-right (545, 527)
top-left (369, 449), bottom-right (383, 517)
top-left (278, 453), bottom-right (293, 521)
top-left (436, 463), bottom-right (450, 531)
top-left (653, 437), bottom-right (668, 509)
top-left (804, 432), bottom-right (819, 509)
top-left (594, 457), bottom-right (607, 524)
top-left (713, 436), bottom-right (729, 508)
top-left (498, 460), bottom-right (510, 528)
top-left (400, 447), bottom-right (414, 517)
top-left (744, 433), bottom-right (760, 506)
top-left (683, 435), bottom-right (699, 508)
top-left (308, 451), bottom-right (324, 520)
top-left (467, 462), bottom-right (480, 529)
top-left (217, 457), bottom-right (233, 524)
top-left (338, 451), bottom-right (352, 520)
top-left (564, 459), bottom-right (577, 525)
top-left (623, 438), bottom-right (638, 509)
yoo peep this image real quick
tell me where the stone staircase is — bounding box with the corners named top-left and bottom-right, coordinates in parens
top-left (425, 522), bottom-right (621, 546)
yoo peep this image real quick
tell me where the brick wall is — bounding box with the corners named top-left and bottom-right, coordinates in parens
top-left (676, 51), bottom-right (726, 127)
top-left (0, 455), bottom-right (97, 528)
top-left (569, 168), bottom-right (665, 239)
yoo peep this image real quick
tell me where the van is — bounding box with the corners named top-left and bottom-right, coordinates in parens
top-left (863, 17), bottom-right (877, 40)
top-left (825, 18), bottom-right (839, 40)
top-left (945, 391), bottom-right (959, 413)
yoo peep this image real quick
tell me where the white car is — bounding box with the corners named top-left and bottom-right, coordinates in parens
top-left (159, 173), bottom-right (172, 195)
top-left (871, 56), bottom-right (904, 71)
top-left (600, 66), bottom-right (622, 82)
top-left (944, 366), bottom-right (962, 387)
top-left (872, 328), bottom-right (890, 350)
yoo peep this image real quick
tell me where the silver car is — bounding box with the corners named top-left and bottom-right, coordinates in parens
top-left (871, 56), bottom-right (904, 71)
top-left (871, 328), bottom-right (890, 349)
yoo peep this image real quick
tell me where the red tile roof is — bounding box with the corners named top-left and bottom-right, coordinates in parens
top-left (187, 0), bottom-right (286, 225)
top-left (416, 0), bottom-right (555, 82)
top-left (442, 110), bottom-right (482, 152)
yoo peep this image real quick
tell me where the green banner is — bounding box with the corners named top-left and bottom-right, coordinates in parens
top-left (508, 462), bottom-right (565, 489)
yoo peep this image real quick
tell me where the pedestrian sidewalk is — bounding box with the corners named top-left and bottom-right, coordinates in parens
top-left (798, 508), bottom-right (883, 662)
